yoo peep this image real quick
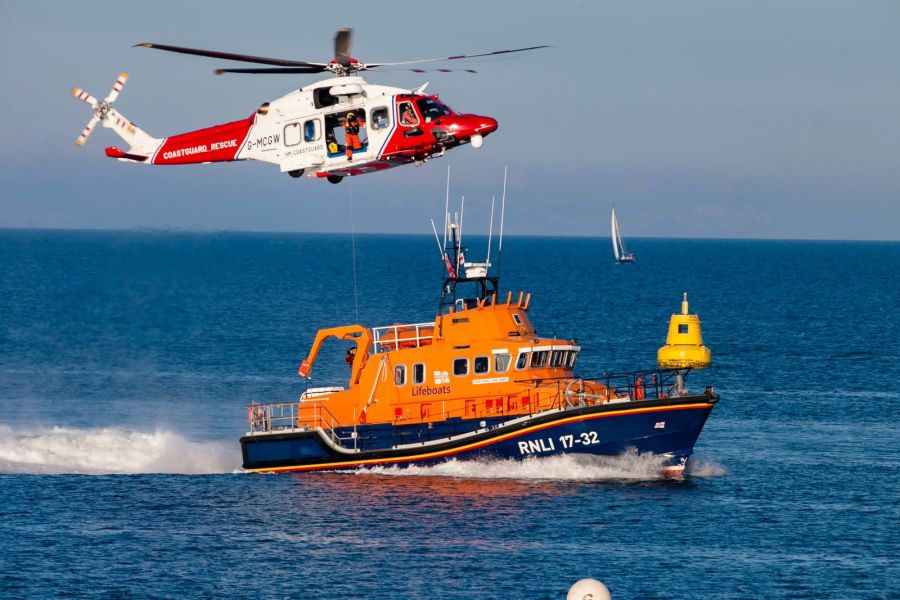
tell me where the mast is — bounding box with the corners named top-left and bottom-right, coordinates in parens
top-left (611, 207), bottom-right (621, 261)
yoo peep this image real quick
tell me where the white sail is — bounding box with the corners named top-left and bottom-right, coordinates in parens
top-left (611, 207), bottom-right (621, 260)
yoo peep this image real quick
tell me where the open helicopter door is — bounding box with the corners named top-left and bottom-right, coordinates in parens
top-left (279, 117), bottom-right (326, 177)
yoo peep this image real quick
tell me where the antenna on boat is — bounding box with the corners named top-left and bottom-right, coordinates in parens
top-left (486, 195), bottom-right (495, 266)
top-left (443, 165), bottom-right (450, 250)
top-left (497, 166), bottom-right (508, 282)
top-left (458, 195), bottom-right (465, 266)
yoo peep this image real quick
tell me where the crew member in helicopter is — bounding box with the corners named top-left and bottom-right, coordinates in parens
top-left (342, 112), bottom-right (365, 160)
top-left (400, 103), bottom-right (417, 126)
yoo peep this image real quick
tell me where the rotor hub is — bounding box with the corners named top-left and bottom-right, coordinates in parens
top-left (95, 100), bottom-right (111, 121)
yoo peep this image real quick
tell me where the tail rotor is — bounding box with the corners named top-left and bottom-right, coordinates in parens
top-left (71, 72), bottom-right (129, 147)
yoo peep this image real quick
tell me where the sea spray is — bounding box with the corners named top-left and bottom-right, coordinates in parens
top-left (0, 425), bottom-right (238, 474)
top-left (352, 450), bottom-right (681, 481)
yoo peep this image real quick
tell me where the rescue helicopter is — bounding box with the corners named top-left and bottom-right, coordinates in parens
top-left (71, 29), bottom-right (547, 184)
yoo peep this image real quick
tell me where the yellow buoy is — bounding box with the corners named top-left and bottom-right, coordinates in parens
top-left (658, 292), bottom-right (711, 368)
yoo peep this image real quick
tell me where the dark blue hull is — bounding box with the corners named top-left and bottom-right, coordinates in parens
top-left (240, 394), bottom-right (717, 473)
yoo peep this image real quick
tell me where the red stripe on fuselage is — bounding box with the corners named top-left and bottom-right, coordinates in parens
top-left (152, 115), bottom-right (254, 165)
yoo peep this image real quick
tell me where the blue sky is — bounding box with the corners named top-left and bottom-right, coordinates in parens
top-left (1, 0), bottom-right (898, 239)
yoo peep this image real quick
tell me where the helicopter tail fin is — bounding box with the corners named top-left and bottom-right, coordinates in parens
top-left (71, 73), bottom-right (162, 161)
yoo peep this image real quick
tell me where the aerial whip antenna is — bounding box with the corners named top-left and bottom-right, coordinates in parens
top-left (443, 165), bottom-right (451, 250)
top-left (486, 195), bottom-right (495, 266)
top-left (497, 166), bottom-right (508, 281)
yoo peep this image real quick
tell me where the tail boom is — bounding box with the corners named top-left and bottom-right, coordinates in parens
top-left (149, 115), bottom-right (255, 165)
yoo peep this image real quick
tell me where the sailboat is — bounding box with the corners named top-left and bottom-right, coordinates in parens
top-left (611, 207), bottom-right (635, 263)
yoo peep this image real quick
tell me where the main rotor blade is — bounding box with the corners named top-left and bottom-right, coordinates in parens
top-left (75, 116), bottom-right (100, 147)
top-left (105, 72), bottom-right (128, 103)
top-left (134, 42), bottom-right (326, 68)
top-left (374, 67), bottom-right (478, 74)
top-left (214, 66), bottom-right (327, 75)
top-left (368, 45), bottom-right (551, 68)
top-left (334, 28), bottom-right (352, 66)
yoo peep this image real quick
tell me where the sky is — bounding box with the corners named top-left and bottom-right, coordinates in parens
top-left (1, 0), bottom-right (898, 240)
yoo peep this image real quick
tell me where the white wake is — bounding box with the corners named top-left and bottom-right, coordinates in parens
top-left (0, 425), bottom-right (238, 475)
top-left (355, 450), bottom-right (717, 482)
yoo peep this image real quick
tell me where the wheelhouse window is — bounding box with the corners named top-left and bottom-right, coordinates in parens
top-left (494, 353), bottom-right (511, 373)
top-left (453, 358), bottom-right (469, 377)
top-left (679, 324), bottom-right (689, 334)
top-left (474, 356), bottom-right (489, 374)
top-left (413, 363), bottom-right (425, 385)
top-left (515, 351), bottom-right (530, 370)
top-left (394, 365), bottom-right (406, 386)
top-left (398, 101), bottom-right (419, 126)
top-left (304, 119), bottom-right (320, 142)
top-left (371, 107), bottom-right (390, 130)
top-left (567, 351), bottom-right (578, 368)
top-left (550, 350), bottom-right (565, 368)
top-left (416, 97), bottom-right (451, 122)
top-left (284, 122), bottom-right (302, 147)
top-left (512, 313), bottom-right (523, 326)
top-left (530, 351), bottom-right (549, 369)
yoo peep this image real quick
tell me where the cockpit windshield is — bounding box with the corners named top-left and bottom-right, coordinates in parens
top-left (416, 97), bottom-right (451, 122)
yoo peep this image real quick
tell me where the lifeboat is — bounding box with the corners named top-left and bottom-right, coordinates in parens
top-left (241, 209), bottom-right (718, 476)
top-left (657, 292), bottom-right (712, 369)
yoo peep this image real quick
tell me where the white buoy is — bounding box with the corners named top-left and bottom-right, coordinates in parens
top-left (567, 578), bottom-right (611, 600)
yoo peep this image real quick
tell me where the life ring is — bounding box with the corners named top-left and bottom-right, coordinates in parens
top-left (564, 379), bottom-right (584, 408)
top-left (518, 325), bottom-right (528, 336)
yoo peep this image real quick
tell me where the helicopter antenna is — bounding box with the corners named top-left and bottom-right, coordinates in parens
top-left (486, 195), bottom-right (496, 266)
top-left (497, 166), bottom-right (508, 281)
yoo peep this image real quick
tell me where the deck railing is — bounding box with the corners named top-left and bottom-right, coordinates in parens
top-left (371, 321), bottom-right (435, 354)
top-left (246, 399), bottom-right (354, 448)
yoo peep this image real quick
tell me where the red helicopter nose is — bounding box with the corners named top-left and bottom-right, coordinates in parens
top-left (443, 114), bottom-right (498, 144)
top-left (474, 115), bottom-right (498, 135)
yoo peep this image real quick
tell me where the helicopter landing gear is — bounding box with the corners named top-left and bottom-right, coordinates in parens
top-left (287, 169), bottom-right (304, 178)
top-left (327, 175), bottom-right (343, 184)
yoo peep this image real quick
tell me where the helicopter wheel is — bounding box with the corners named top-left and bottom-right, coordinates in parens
top-left (288, 169), bottom-right (304, 178)
top-left (327, 175), bottom-right (344, 184)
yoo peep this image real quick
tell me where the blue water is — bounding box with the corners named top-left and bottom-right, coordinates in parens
top-left (1, 230), bottom-right (898, 598)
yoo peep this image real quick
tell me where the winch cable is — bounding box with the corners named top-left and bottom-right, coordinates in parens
top-left (347, 178), bottom-right (361, 323)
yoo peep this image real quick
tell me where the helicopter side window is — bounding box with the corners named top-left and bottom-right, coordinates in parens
top-left (416, 98), bottom-right (450, 123)
top-left (398, 102), bottom-right (419, 126)
top-left (371, 107), bottom-right (390, 131)
top-left (304, 119), bottom-right (320, 142)
top-left (284, 122), bottom-right (302, 147)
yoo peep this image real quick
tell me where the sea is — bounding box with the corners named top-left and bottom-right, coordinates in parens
top-left (0, 229), bottom-right (897, 599)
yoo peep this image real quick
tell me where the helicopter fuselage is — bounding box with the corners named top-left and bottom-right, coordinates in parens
top-left (105, 77), bottom-right (498, 182)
